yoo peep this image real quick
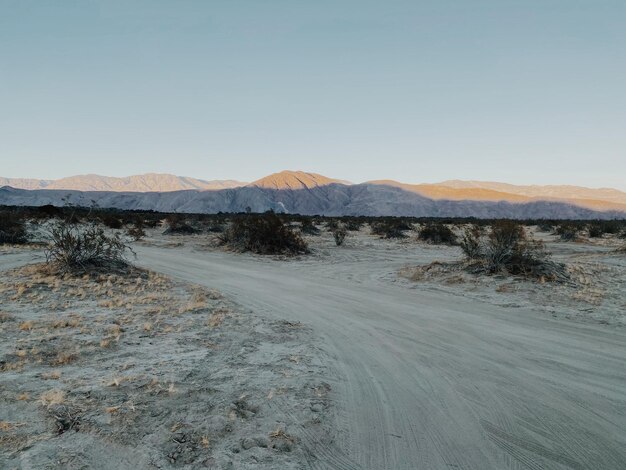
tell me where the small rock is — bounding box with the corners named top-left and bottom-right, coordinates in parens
top-left (310, 403), bottom-right (323, 413)
top-left (241, 438), bottom-right (257, 450)
top-left (273, 439), bottom-right (294, 452)
top-left (206, 415), bottom-right (229, 433)
top-left (254, 436), bottom-right (270, 448)
top-left (241, 410), bottom-right (255, 419)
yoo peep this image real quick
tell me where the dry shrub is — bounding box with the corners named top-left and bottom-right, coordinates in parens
top-left (555, 224), bottom-right (579, 241)
top-left (459, 224), bottom-right (483, 260)
top-left (219, 212), bottom-right (309, 255)
top-left (461, 221), bottom-right (569, 282)
top-left (126, 219), bottom-right (146, 240)
top-left (587, 220), bottom-right (623, 238)
top-left (332, 225), bottom-right (347, 246)
top-left (99, 214), bottom-right (123, 229)
top-left (45, 219), bottom-right (134, 274)
top-left (40, 389), bottom-right (65, 407)
top-left (370, 219), bottom-right (412, 239)
top-left (344, 219), bottom-right (363, 231)
top-left (418, 223), bottom-right (457, 245)
top-left (0, 211), bottom-right (28, 244)
top-left (163, 214), bottom-right (197, 235)
top-left (300, 219), bottom-right (320, 236)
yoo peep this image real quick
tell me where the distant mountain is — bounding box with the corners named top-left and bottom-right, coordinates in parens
top-left (2, 170), bottom-right (625, 219)
top-left (248, 171), bottom-right (351, 190)
top-left (439, 180), bottom-right (626, 207)
top-left (367, 180), bottom-right (626, 213)
top-left (0, 173), bottom-right (246, 192)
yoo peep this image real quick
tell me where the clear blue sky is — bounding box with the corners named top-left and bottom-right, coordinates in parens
top-left (1, 0), bottom-right (625, 189)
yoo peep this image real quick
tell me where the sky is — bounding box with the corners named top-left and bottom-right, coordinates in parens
top-left (1, 0), bottom-right (625, 189)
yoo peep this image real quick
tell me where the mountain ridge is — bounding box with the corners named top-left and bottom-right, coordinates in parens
top-left (0, 173), bottom-right (246, 192)
top-left (2, 170), bottom-right (626, 218)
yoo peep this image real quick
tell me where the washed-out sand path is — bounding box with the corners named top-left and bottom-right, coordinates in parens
top-left (136, 242), bottom-right (626, 470)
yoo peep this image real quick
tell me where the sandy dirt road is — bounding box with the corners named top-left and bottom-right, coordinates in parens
top-left (135, 244), bottom-right (626, 470)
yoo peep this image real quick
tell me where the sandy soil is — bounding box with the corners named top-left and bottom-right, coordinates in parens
top-left (133, 225), bottom-right (626, 469)
top-left (0, 262), bottom-right (335, 469)
top-left (2, 224), bottom-right (626, 469)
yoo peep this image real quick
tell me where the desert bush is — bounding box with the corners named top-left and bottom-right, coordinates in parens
top-left (418, 223), bottom-right (457, 245)
top-left (141, 217), bottom-right (160, 229)
top-left (36, 204), bottom-right (63, 219)
top-left (587, 220), bottom-right (623, 238)
top-left (484, 221), bottom-right (525, 271)
top-left (45, 219), bottom-right (134, 273)
top-left (163, 214), bottom-right (197, 235)
top-left (332, 225), bottom-right (347, 246)
top-left (0, 212), bottom-right (28, 244)
top-left (371, 219), bottom-right (412, 239)
top-left (537, 222), bottom-right (553, 232)
top-left (300, 218), bottom-right (321, 236)
top-left (325, 219), bottom-right (340, 231)
top-left (555, 224), bottom-right (579, 241)
top-left (344, 219), bottom-right (363, 231)
top-left (100, 214), bottom-right (123, 229)
top-left (126, 219), bottom-right (146, 240)
top-left (219, 212), bottom-right (309, 255)
top-left (205, 221), bottom-right (225, 233)
top-left (462, 221), bottom-right (568, 281)
top-left (459, 225), bottom-right (482, 260)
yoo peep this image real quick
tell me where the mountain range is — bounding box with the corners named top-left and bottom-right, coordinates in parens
top-left (1, 171), bottom-right (625, 219)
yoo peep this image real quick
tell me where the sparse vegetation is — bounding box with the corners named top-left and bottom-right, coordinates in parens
top-left (587, 220), bottom-right (624, 238)
top-left (555, 223), bottom-right (579, 241)
top-left (418, 223), bottom-right (457, 245)
top-left (163, 214), bottom-right (197, 235)
top-left (461, 221), bottom-right (569, 281)
top-left (126, 220), bottom-right (146, 240)
top-left (0, 211), bottom-right (28, 244)
top-left (45, 218), bottom-right (133, 274)
top-left (219, 212), bottom-right (309, 255)
top-left (332, 225), bottom-right (347, 246)
top-left (300, 218), bottom-right (321, 235)
top-left (100, 214), bottom-right (123, 229)
top-left (370, 219), bottom-right (412, 239)
top-left (459, 224), bottom-right (483, 260)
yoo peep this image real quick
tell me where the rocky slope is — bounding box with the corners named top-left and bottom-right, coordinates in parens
top-left (1, 182), bottom-right (623, 219)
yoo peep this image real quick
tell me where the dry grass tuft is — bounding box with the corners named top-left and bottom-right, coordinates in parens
top-left (52, 351), bottom-right (79, 366)
top-left (19, 320), bottom-right (35, 331)
top-left (40, 389), bottom-right (66, 407)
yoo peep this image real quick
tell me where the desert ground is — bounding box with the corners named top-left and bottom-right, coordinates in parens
top-left (2, 222), bottom-right (626, 469)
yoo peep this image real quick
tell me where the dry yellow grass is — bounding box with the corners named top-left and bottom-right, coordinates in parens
top-left (52, 351), bottom-right (79, 366)
top-left (18, 320), bottom-right (34, 331)
top-left (40, 389), bottom-right (65, 407)
top-left (42, 370), bottom-right (62, 380)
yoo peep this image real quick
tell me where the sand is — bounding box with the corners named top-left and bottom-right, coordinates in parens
top-left (0, 262), bottom-right (335, 469)
top-left (2, 224), bottom-right (626, 469)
